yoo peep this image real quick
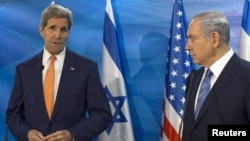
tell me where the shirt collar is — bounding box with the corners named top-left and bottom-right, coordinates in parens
top-left (209, 48), bottom-right (234, 78)
top-left (42, 47), bottom-right (66, 65)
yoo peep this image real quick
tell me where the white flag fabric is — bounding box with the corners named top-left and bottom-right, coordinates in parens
top-left (238, 0), bottom-right (250, 61)
top-left (99, 0), bottom-right (135, 140)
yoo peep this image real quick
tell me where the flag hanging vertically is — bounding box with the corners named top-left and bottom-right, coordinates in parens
top-left (161, 0), bottom-right (192, 141)
top-left (99, 0), bottom-right (135, 140)
top-left (238, 0), bottom-right (250, 61)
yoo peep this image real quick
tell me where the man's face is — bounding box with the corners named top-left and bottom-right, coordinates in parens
top-left (40, 18), bottom-right (69, 55)
top-left (185, 19), bottom-right (214, 66)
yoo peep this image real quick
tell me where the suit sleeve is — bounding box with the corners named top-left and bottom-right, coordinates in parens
top-left (5, 65), bottom-right (33, 141)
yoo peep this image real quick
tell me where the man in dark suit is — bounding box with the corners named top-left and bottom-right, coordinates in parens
top-left (5, 3), bottom-right (112, 141)
top-left (182, 11), bottom-right (250, 141)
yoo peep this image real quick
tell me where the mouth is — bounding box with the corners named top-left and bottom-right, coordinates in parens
top-left (52, 41), bottom-right (62, 45)
top-left (189, 54), bottom-right (195, 59)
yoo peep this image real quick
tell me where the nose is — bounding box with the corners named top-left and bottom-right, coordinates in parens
top-left (54, 29), bottom-right (61, 38)
top-left (185, 40), bottom-right (191, 50)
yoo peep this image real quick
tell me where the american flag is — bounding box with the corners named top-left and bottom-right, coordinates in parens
top-left (238, 0), bottom-right (250, 61)
top-left (161, 0), bottom-right (192, 141)
top-left (99, 0), bottom-right (135, 140)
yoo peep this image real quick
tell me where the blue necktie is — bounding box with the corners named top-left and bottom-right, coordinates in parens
top-left (194, 69), bottom-right (213, 120)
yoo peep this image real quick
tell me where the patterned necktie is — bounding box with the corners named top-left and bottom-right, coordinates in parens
top-left (43, 55), bottom-right (56, 119)
top-left (194, 69), bottom-right (213, 120)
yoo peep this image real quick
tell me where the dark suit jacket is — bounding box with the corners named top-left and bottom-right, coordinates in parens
top-left (182, 54), bottom-right (250, 141)
top-left (6, 49), bottom-right (112, 141)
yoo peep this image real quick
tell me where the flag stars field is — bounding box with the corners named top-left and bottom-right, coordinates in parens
top-left (174, 46), bottom-right (180, 52)
top-left (172, 58), bottom-right (179, 64)
top-left (177, 10), bottom-right (182, 17)
top-left (175, 34), bottom-right (181, 40)
top-left (181, 85), bottom-right (186, 91)
top-left (170, 82), bottom-right (177, 89)
top-left (171, 70), bottom-right (178, 77)
top-left (180, 97), bottom-right (185, 104)
top-left (168, 94), bottom-right (175, 101)
top-left (184, 60), bottom-right (190, 67)
top-left (183, 72), bottom-right (189, 79)
top-left (176, 22), bottom-right (182, 29)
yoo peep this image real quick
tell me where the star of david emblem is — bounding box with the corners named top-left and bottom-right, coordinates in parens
top-left (104, 86), bottom-right (128, 134)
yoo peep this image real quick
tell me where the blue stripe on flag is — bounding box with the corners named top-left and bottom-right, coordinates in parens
top-left (103, 12), bottom-right (122, 70)
top-left (242, 0), bottom-right (250, 36)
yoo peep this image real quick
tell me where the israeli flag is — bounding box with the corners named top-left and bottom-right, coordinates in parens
top-left (99, 0), bottom-right (135, 140)
top-left (239, 0), bottom-right (250, 61)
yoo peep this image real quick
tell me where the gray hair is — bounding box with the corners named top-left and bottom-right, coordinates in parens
top-left (40, 4), bottom-right (73, 29)
top-left (193, 11), bottom-right (230, 45)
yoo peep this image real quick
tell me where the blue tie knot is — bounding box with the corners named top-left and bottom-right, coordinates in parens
top-left (205, 69), bottom-right (213, 78)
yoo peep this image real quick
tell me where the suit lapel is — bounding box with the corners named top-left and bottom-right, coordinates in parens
top-left (210, 54), bottom-right (239, 98)
top-left (188, 69), bottom-right (204, 119)
top-left (27, 52), bottom-right (51, 120)
top-left (51, 49), bottom-right (78, 119)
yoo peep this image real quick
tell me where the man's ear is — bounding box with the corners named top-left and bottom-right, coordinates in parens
top-left (39, 27), bottom-right (44, 37)
top-left (211, 32), bottom-right (220, 48)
